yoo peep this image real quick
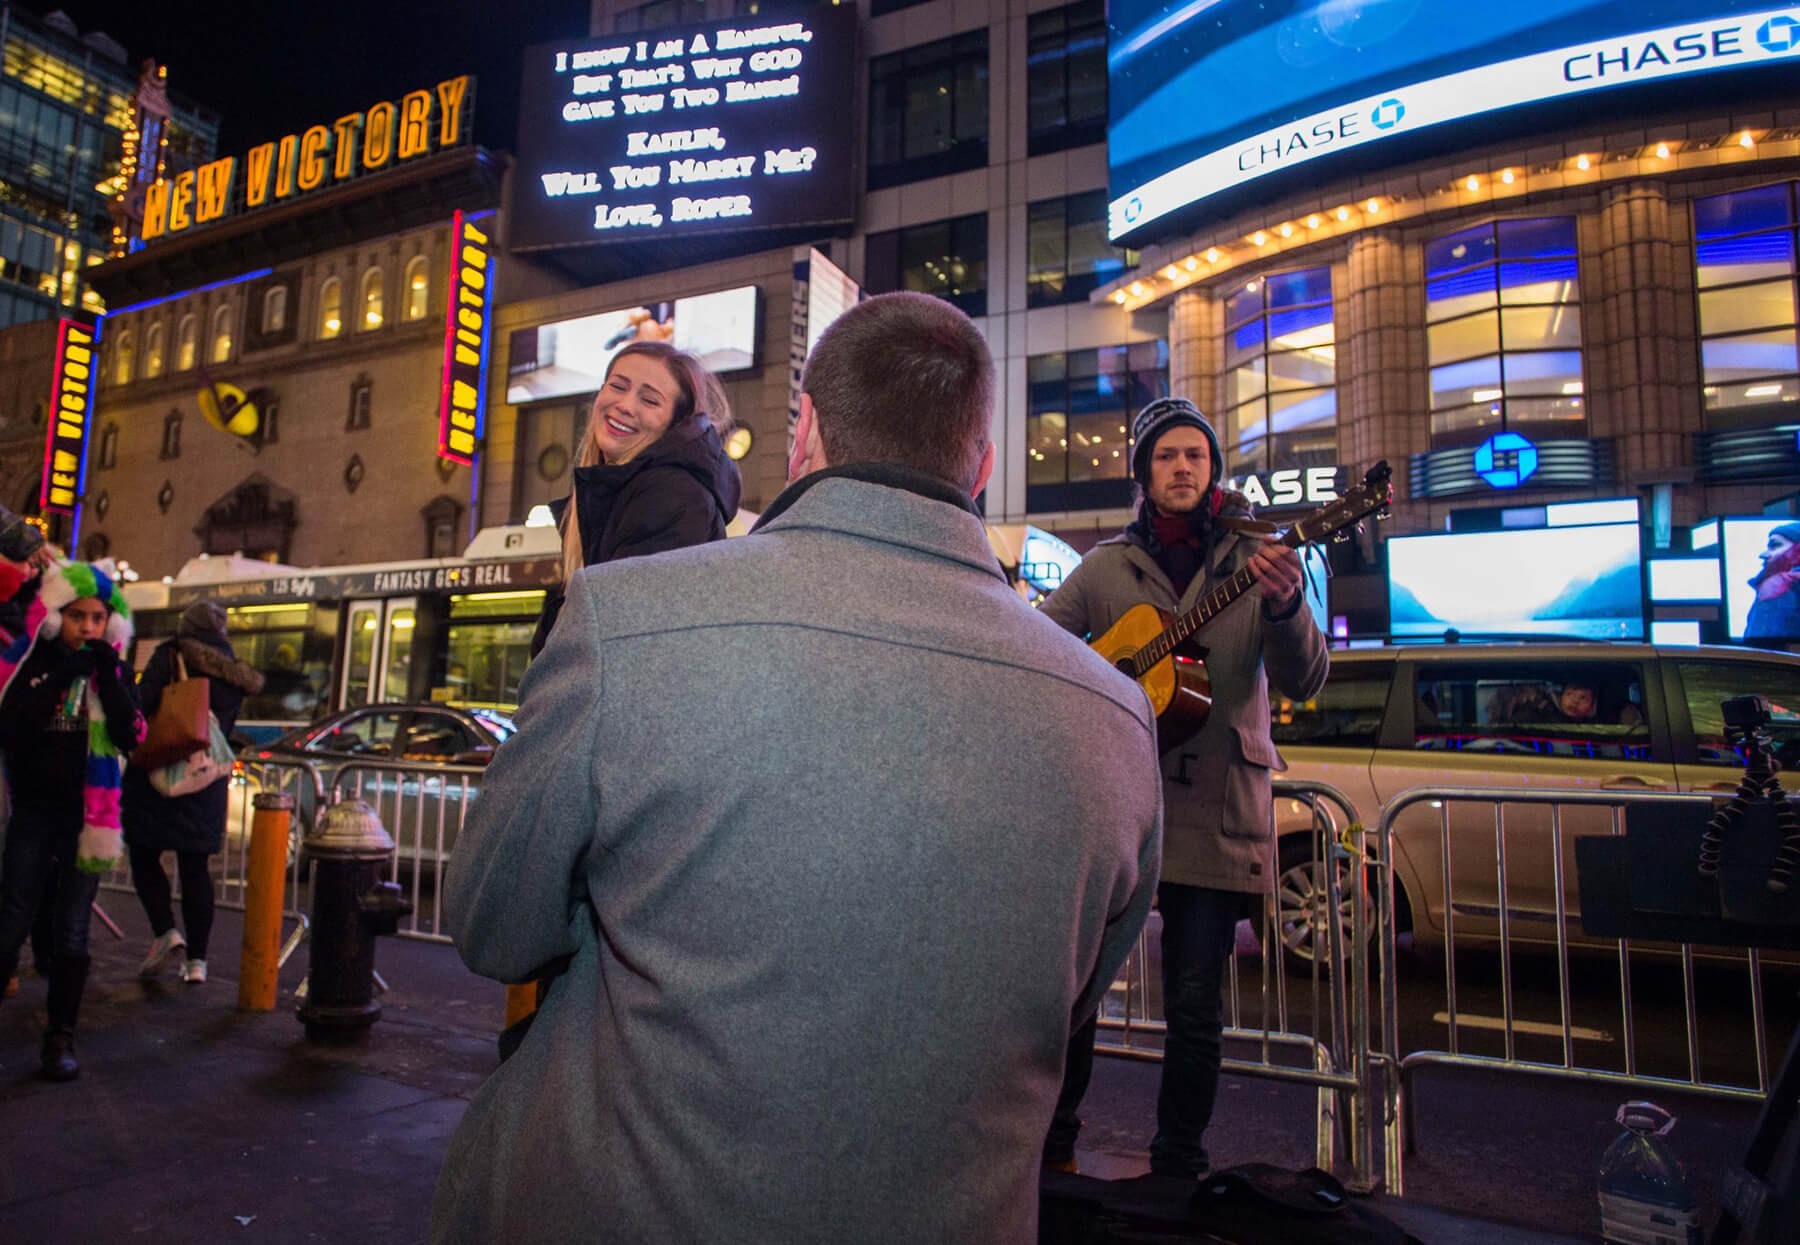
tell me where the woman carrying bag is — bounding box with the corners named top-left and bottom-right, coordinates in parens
top-left (123, 601), bottom-right (264, 984)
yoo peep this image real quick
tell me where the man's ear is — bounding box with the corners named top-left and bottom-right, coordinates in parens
top-left (790, 394), bottom-right (826, 483)
top-left (970, 440), bottom-right (996, 500)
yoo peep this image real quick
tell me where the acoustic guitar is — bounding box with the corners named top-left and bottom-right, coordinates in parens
top-left (1089, 462), bottom-right (1393, 753)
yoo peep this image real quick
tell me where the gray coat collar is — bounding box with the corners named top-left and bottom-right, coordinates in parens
top-left (1095, 532), bottom-right (1242, 612)
top-left (755, 470), bottom-right (1006, 584)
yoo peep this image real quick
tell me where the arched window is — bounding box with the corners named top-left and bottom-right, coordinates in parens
top-left (114, 327), bottom-right (134, 385)
top-left (176, 313), bottom-right (198, 370)
top-left (318, 277), bottom-right (343, 340)
top-left (360, 267), bottom-right (384, 331)
top-left (403, 256), bottom-right (430, 321)
top-left (262, 285), bottom-right (287, 334)
top-left (145, 322), bottom-right (165, 378)
top-left (210, 304), bottom-right (233, 363)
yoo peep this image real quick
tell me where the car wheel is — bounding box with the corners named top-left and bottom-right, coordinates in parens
top-left (1268, 834), bottom-right (1383, 977)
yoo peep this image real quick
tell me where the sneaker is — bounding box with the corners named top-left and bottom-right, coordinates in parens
top-left (40, 1028), bottom-right (79, 1081)
top-left (182, 958), bottom-right (208, 984)
top-left (139, 929), bottom-right (186, 978)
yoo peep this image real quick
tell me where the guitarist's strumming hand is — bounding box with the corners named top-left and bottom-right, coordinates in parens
top-left (1244, 534), bottom-right (1303, 604)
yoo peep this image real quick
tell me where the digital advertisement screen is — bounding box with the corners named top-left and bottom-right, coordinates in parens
top-left (1721, 517), bottom-right (1800, 641)
top-left (1108, 1), bottom-right (1798, 242)
top-left (510, 8), bottom-right (858, 250)
top-left (506, 285), bottom-right (759, 405)
top-left (1387, 523), bottom-right (1644, 640)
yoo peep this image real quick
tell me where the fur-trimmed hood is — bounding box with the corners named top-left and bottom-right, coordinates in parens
top-left (176, 634), bottom-right (266, 694)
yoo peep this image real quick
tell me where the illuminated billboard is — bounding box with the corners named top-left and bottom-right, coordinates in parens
top-left (510, 8), bottom-right (858, 249)
top-left (1109, 1), bottom-right (1799, 242)
top-left (506, 285), bottom-right (759, 405)
top-left (41, 320), bottom-right (98, 516)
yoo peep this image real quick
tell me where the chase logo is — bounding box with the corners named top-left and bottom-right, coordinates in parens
top-left (1758, 15), bottom-right (1800, 53)
top-left (1371, 98), bottom-right (1405, 130)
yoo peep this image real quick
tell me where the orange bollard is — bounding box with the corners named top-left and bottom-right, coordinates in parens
top-left (504, 983), bottom-right (538, 1030)
top-left (239, 792), bottom-right (294, 1011)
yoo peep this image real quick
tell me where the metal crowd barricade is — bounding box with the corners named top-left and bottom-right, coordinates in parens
top-left (1373, 786), bottom-right (1783, 1196)
top-left (1096, 778), bottom-right (1379, 1191)
top-left (328, 759), bottom-right (484, 943)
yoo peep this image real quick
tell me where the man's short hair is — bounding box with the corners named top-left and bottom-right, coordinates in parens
top-left (801, 291), bottom-right (993, 491)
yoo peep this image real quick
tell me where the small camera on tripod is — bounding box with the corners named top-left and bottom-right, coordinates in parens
top-left (1722, 693), bottom-right (1775, 741)
top-left (1702, 694), bottom-right (1800, 893)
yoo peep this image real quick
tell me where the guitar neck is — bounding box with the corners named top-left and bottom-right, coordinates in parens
top-left (1131, 533), bottom-right (1298, 675)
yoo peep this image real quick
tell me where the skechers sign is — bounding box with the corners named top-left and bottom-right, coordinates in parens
top-left (439, 211), bottom-right (495, 465)
top-left (138, 77), bottom-right (474, 245)
top-left (1109, 2), bottom-right (1800, 242)
top-left (42, 320), bottom-right (98, 515)
top-left (510, 8), bottom-right (857, 248)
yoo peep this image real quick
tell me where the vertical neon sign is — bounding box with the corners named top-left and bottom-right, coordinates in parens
top-left (438, 209), bottom-right (494, 465)
top-left (42, 319), bottom-right (100, 525)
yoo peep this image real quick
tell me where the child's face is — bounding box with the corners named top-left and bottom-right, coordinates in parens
top-left (1559, 685), bottom-right (1596, 720)
top-left (60, 597), bottom-right (108, 649)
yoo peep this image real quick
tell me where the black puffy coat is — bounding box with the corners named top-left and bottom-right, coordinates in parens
top-left (530, 417), bottom-right (742, 656)
top-left (122, 634), bottom-right (265, 854)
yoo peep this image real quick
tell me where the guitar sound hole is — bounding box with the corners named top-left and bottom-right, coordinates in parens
top-left (1115, 657), bottom-right (1136, 677)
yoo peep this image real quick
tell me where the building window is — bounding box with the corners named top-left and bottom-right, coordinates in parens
top-left (615, 0), bottom-right (706, 32)
top-left (423, 495), bottom-right (464, 559)
top-left (1693, 182), bottom-right (1800, 426)
top-left (98, 424), bottom-right (117, 469)
top-left (262, 285), bottom-right (286, 334)
top-left (318, 277), bottom-right (343, 339)
top-left (1027, 190), bottom-right (1134, 307)
top-left (160, 412), bottom-right (182, 460)
top-left (176, 314), bottom-right (197, 370)
top-left (867, 32), bottom-right (989, 190)
top-left (360, 267), bottom-right (384, 331)
top-left (1426, 217), bottom-right (1584, 449)
top-left (145, 322), bottom-right (165, 378)
top-left (403, 255), bottom-right (430, 321)
top-left (1026, 341), bottom-right (1170, 511)
top-left (114, 327), bottom-right (133, 385)
top-left (210, 304), bottom-right (233, 363)
top-left (262, 400), bottom-right (280, 445)
top-left (863, 214), bottom-right (988, 317)
top-left (1222, 267), bottom-right (1337, 479)
top-left (1027, 0), bottom-right (1107, 157)
top-left (347, 378), bottom-right (372, 430)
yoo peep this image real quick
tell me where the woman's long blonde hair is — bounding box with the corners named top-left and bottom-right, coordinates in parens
top-left (560, 341), bottom-right (733, 582)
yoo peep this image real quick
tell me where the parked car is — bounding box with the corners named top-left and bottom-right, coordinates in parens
top-left (226, 703), bottom-right (513, 866)
top-left (1264, 642), bottom-right (1800, 967)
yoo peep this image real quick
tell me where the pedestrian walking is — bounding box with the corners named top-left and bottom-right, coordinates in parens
top-left (433, 292), bottom-right (1162, 1243)
top-left (0, 560), bottom-right (143, 1081)
top-left (529, 340), bottom-right (741, 656)
top-left (123, 600), bottom-right (265, 984)
top-left (1039, 396), bottom-right (1328, 1180)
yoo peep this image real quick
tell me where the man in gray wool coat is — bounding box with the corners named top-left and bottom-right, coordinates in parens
top-left (1039, 396), bottom-right (1329, 1180)
top-left (432, 291), bottom-right (1163, 1244)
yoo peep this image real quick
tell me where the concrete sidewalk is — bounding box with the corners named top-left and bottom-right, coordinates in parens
top-left (0, 894), bottom-right (1601, 1243)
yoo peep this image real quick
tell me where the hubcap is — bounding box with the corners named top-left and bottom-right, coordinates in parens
top-left (1276, 861), bottom-right (1361, 962)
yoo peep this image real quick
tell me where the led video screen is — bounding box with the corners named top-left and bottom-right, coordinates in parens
top-left (1721, 517), bottom-right (1800, 641)
top-left (506, 285), bottom-right (759, 405)
top-left (511, 8), bottom-right (858, 249)
top-left (1387, 523), bottom-right (1644, 640)
top-left (1108, 1), bottom-right (1797, 242)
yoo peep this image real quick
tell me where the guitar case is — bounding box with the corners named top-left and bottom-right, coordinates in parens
top-left (1040, 1165), bottom-right (1423, 1244)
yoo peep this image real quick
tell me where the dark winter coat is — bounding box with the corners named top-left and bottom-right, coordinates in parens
top-left (530, 417), bottom-right (742, 656)
top-left (122, 634), bottom-right (265, 855)
top-left (0, 638), bottom-right (140, 814)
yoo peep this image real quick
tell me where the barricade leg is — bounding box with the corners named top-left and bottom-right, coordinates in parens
top-left (240, 794), bottom-right (294, 1012)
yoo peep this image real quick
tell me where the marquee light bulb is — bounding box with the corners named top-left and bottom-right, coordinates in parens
top-left (1365, 199), bottom-right (1380, 213)
top-left (1655, 143), bottom-right (1671, 158)
top-left (1575, 154), bottom-right (1591, 170)
top-left (1162, 265), bottom-right (1179, 280)
top-left (1465, 175), bottom-right (1479, 191)
top-left (1500, 169), bottom-right (1515, 184)
top-left (1112, 290), bottom-right (1126, 303)
top-left (1740, 130), bottom-right (1755, 148)
top-left (1129, 282), bottom-right (1146, 296)
top-left (1183, 256), bottom-right (1199, 271)
top-left (1252, 231), bottom-right (1268, 245)
top-left (1205, 248), bottom-right (1220, 262)
top-left (1307, 215), bottom-right (1321, 228)
top-left (1336, 207), bottom-right (1349, 221)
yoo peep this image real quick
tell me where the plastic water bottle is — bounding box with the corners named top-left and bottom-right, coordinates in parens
top-left (1597, 1101), bottom-right (1702, 1245)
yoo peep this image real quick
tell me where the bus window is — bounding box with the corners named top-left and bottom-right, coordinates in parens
top-left (437, 591), bottom-right (544, 711)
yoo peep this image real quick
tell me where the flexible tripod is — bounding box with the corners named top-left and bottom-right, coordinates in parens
top-left (1697, 720), bottom-right (1800, 894)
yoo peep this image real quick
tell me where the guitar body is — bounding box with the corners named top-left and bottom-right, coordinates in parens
top-left (1091, 602), bottom-right (1214, 754)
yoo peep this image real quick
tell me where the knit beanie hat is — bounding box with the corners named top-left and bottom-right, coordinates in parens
top-left (1131, 397), bottom-right (1224, 488)
top-left (1772, 522), bottom-right (1800, 546)
top-left (180, 599), bottom-right (229, 637)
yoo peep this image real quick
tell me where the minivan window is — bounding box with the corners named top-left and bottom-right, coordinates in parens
top-left (1414, 662), bottom-right (1652, 760)
top-left (1677, 659), bottom-right (1800, 766)
top-left (1272, 662), bottom-right (1391, 748)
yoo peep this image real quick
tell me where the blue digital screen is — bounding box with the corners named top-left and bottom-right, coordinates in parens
top-left (1387, 523), bottom-right (1644, 640)
top-left (1109, 1), bottom-right (1799, 241)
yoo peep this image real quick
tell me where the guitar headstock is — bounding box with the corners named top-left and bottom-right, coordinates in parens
top-left (1285, 461), bottom-right (1393, 547)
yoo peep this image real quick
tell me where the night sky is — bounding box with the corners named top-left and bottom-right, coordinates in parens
top-left (52, 1), bottom-right (590, 152)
